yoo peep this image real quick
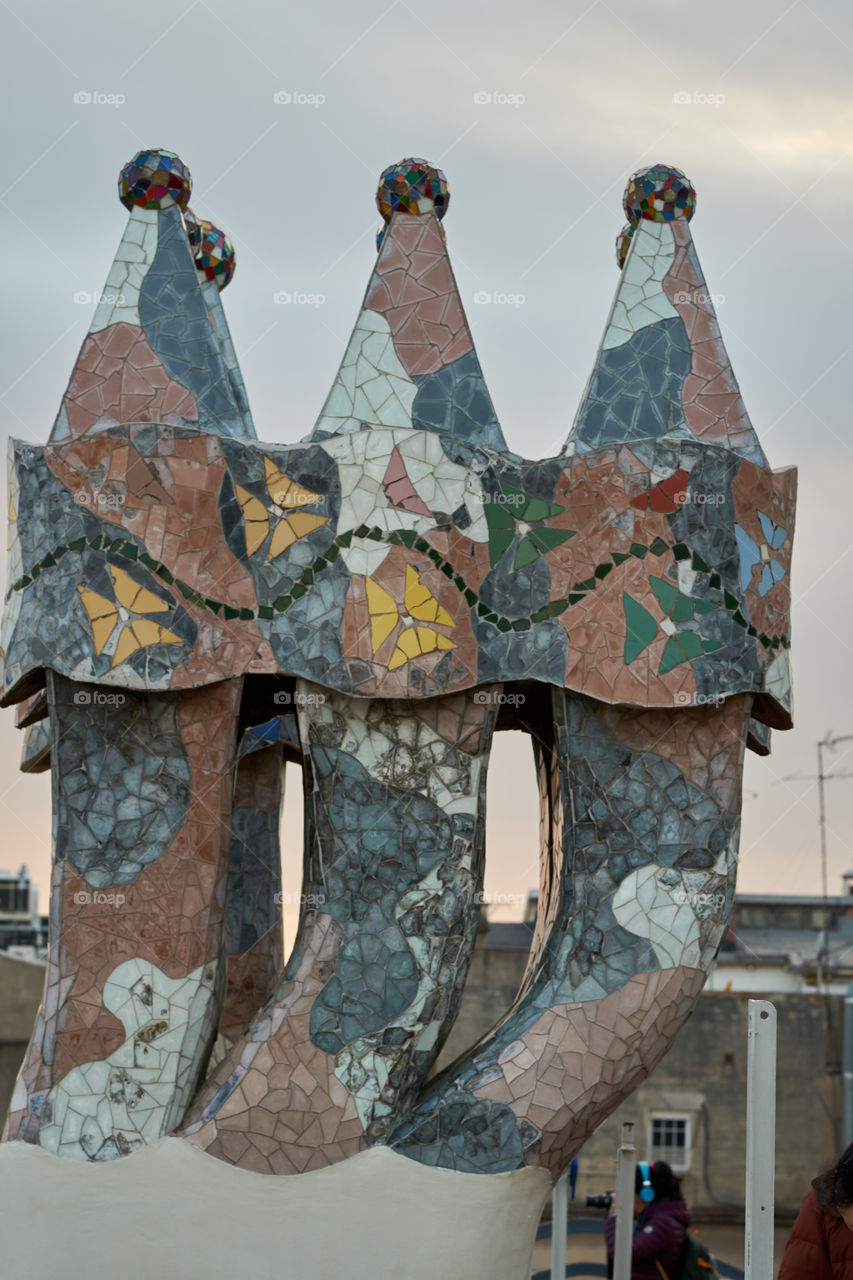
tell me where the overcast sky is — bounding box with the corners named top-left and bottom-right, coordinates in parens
top-left (1, 0), bottom-right (851, 939)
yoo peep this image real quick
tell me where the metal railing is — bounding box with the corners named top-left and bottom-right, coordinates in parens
top-left (538, 1001), bottom-right (775, 1280)
top-left (532, 1217), bottom-right (745, 1280)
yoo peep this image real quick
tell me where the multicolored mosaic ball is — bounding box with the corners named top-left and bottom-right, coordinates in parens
top-left (616, 222), bottom-right (635, 270)
top-left (623, 164), bottom-right (695, 225)
top-left (119, 150), bottom-right (192, 212)
top-left (185, 209), bottom-right (236, 289)
top-left (376, 158), bottom-right (449, 222)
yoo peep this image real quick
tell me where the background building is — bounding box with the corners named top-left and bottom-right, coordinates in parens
top-left (0, 866), bottom-right (47, 960)
top-left (0, 952), bottom-right (45, 1113)
top-left (436, 883), bottom-right (853, 1214)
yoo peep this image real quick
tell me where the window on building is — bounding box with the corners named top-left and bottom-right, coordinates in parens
top-left (0, 882), bottom-right (30, 914)
top-left (648, 1114), bottom-right (691, 1172)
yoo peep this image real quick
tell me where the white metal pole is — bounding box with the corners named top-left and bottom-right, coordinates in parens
top-left (550, 1168), bottom-right (569, 1280)
top-left (745, 1000), bottom-right (776, 1280)
top-left (613, 1121), bottom-right (636, 1280)
top-left (819, 739), bottom-right (828, 901)
top-left (843, 984), bottom-right (853, 1148)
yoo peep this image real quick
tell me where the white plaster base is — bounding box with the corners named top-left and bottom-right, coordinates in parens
top-left (0, 1139), bottom-right (552, 1280)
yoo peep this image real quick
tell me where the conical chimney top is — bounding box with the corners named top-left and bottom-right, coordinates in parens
top-left (50, 149), bottom-right (254, 443)
top-left (565, 163), bottom-right (766, 466)
top-left (308, 157), bottom-right (506, 454)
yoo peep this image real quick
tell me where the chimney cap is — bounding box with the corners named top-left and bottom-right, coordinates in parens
top-left (624, 164), bottom-right (695, 226)
top-left (119, 149), bottom-right (192, 212)
top-left (377, 158), bottom-right (449, 223)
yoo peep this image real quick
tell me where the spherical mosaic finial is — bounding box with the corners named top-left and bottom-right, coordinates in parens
top-left (376, 158), bottom-right (449, 223)
top-left (185, 208), bottom-right (236, 289)
top-left (616, 222), bottom-right (635, 270)
top-left (119, 149), bottom-right (192, 212)
top-left (623, 164), bottom-right (695, 226)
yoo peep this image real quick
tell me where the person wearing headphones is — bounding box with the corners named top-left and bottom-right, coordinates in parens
top-left (604, 1159), bottom-right (691, 1279)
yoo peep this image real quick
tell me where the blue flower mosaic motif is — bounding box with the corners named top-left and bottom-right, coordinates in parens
top-left (736, 513), bottom-right (787, 597)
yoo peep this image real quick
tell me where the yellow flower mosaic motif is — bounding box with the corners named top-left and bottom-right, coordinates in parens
top-left (366, 565), bottom-right (456, 671)
top-left (235, 456), bottom-right (329, 560)
top-left (77, 566), bottom-right (182, 668)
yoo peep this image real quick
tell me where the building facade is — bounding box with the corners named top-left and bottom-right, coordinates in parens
top-left (436, 887), bottom-right (853, 1213)
top-left (0, 866), bottom-right (46, 960)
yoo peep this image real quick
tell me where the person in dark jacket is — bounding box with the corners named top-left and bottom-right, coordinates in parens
top-left (605, 1160), bottom-right (691, 1279)
top-left (779, 1143), bottom-right (853, 1279)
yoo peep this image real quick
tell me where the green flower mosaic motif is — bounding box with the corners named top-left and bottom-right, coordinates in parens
top-left (624, 576), bottom-right (724, 674)
top-left (484, 478), bottom-right (576, 570)
top-left (623, 595), bottom-right (658, 665)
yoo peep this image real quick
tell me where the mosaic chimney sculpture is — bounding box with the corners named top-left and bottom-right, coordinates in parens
top-left (1, 152), bottom-right (794, 1196)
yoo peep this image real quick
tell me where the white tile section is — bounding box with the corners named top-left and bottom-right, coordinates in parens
top-left (765, 650), bottom-right (792, 717)
top-left (89, 208), bottom-right (159, 333)
top-left (312, 310), bottom-right (418, 436)
top-left (320, 428), bottom-right (488, 574)
top-left (1, 446), bottom-right (23, 657)
top-left (601, 220), bottom-right (677, 351)
top-left (612, 862), bottom-right (730, 971)
top-left (39, 958), bottom-right (217, 1161)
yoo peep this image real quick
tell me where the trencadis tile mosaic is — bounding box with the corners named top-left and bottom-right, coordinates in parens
top-left (1, 153), bottom-right (795, 1181)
